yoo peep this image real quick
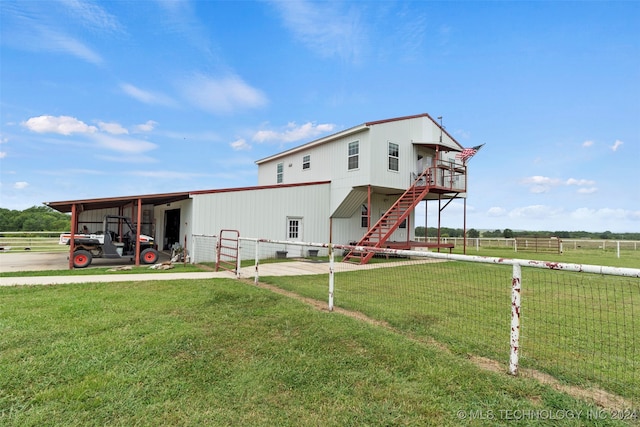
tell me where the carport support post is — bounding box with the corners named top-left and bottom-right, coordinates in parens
top-left (68, 204), bottom-right (78, 269)
top-left (135, 198), bottom-right (142, 266)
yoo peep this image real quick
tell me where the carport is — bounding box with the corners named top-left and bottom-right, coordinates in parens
top-left (45, 191), bottom-right (191, 269)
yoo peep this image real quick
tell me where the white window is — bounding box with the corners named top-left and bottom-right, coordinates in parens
top-left (361, 204), bottom-right (369, 228)
top-left (302, 155), bottom-right (310, 170)
top-left (348, 141), bottom-right (359, 170)
top-left (277, 162), bottom-right (284, 183)
top-left (388, 142), bottom-right (399, 171)
top-left (287, 217), bottom-right (302, 240)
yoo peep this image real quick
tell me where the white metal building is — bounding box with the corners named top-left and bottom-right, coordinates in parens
top-left (46, 113), bottom-right (469, 265)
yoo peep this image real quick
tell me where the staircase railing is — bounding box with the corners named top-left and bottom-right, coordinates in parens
top-left (343, 168), bottom-right (432, 264)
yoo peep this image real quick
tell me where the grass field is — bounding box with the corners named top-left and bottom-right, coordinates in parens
top-left (2, 247), bottom-right (639, 425)
top-left (258, 254), bottom-right (640, 411)
top-left (2, 279), bottom-right (636, 426)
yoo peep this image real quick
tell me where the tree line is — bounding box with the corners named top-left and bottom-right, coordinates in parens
top-left (0, 206), bottom-right (638, 240)
top-left (0, 206), bottom-right (71, 232)
top-left (414, 226), bottom-right (640, 241)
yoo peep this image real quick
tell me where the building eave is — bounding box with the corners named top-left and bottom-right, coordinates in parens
top-left (255, 123), bottom-right (368, 165)
top-left (255, 113), bottom-right (464, 165)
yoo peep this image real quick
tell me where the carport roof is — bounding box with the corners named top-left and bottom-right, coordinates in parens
top-left (44, 181), bottom-right (333, 213)
top-left (44, 191), bottom-right (192, 213)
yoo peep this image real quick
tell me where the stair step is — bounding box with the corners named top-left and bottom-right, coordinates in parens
top-left (345, 174), bottom-right (431, 265)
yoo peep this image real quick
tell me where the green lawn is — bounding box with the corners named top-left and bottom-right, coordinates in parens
top-left (261, 261), bottom-right (640, 408)
top-left (0, 279), bottom-right (631, 426)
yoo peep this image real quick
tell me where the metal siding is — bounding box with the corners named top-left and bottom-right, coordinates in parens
top-left (251, 115), bottom-right (464, 244)
top-left (370, 119), bottom-right (423, 190)
top-left (192, 183), bottom-right (331, 243)
top-left (329, 130), bottom-right (371, 213)
top-left (258, 145), bottom-right (333, 186)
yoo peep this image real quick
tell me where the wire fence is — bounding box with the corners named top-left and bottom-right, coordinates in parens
top-left (416, 237), bottom-right (640, 258)
top-left (0, 232), bottom-right (67, 252)
top-left (224, 237), bottom-right (640, 410)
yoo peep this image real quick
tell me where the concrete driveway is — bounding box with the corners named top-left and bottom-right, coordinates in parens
top-left (0, 251), bottom-right (172, 273)
top-left (1, 251), bottom-right (73, 273)
top-left (1, 251), bottom-right (431, 287)
top-left (0, 251), bottom-right (331, 286)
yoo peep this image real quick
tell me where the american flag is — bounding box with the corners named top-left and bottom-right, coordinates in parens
top-left (455, 144), bottom-right (484, 162)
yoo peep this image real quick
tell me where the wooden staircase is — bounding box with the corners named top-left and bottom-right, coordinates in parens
top-left (343, 169), bottom-right (432, 264)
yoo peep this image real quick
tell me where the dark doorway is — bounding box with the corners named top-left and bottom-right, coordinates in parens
top-left (164, 209), bottom-right (180, 250)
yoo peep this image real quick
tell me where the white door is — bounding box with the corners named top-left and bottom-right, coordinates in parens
top-left (286, 217), bottom-right (303, 256)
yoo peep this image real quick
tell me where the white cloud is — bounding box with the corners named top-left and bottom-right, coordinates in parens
top-left (121, 83), bottom-right (175, 106)
top-left (92, 133), bottom-right (157, 154)
top-left (611, 139), bottom-right (624, 151)
top-left (271, 1), bottom-right (365, 62)
top-left (508, 205), bottom-right (564, 219)
top-left (582, 140), bottom-right (594, 148)
top-left (577, 187), bottom-right (598, 194)
top-left (22, 115), bottom-right (97, 135)
top-left (13, 181), bottom-right (29, 190)
top-left (570, 207), bottom-right (640, 222)
top-left (98, 121), bottom-right (129, 135)
top-left (230, 138), bottom-right (251, 151)
top-left (60, 0), bottom-right (122, 33)
top-left (44, 30), bottom-right (104, 65)
top-left (521, 175), bottom-right (560, 193)
top-left (522, 175), bottom-right (598, 194)
top-left (181, 74), bottom-right (267, 114)
top-left (522, 176), bottom-right (560, 186)
top-left (565, 178), bottom-right (596, 186)
top-left (487, 207), bottom-right (506, 217)
top-left (1, 3), bottom-right (103, 65)
top-left (454, 129), bottom-right (471, 139)
top-left (129, 171), bottom-right (206, 179)
top-left (96, 154), bottom-right (156, 164)
top-left (529, 185), bottom-right (549, 194)
top-left (133, 120), bottom-right (158, 132)
top-left (0, 152), bottom-right (7, 159)
top-left (253, 121), bottom-right (335, 143)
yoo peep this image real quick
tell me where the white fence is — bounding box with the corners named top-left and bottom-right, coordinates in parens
top-left (0, 232), bottom-right (67, 252)
top-left (206, 237), bottom-right (640, 410)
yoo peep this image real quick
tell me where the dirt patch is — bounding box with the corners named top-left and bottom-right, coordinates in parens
top-left (248, 278), bottom-right (633, 412)
top-left (520, 368), bottom-right (633, 411)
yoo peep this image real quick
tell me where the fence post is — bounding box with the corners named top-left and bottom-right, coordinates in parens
top-left (328, 243), bottom-right (334, 312)
top-left (236, 240), bottom-right (242, 280)
top-left (617, 241), bottom-right (620, 259)
top-left (509, 263), bottom-right (522, 376)
top-left (254, 240), bottom-right (260, 284)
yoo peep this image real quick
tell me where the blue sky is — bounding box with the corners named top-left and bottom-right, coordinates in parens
top-left (1, 0), bottom-right (638, 232)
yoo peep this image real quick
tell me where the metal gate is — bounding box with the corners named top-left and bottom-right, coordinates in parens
top-left (216, 229), bottom-right (239, 272)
